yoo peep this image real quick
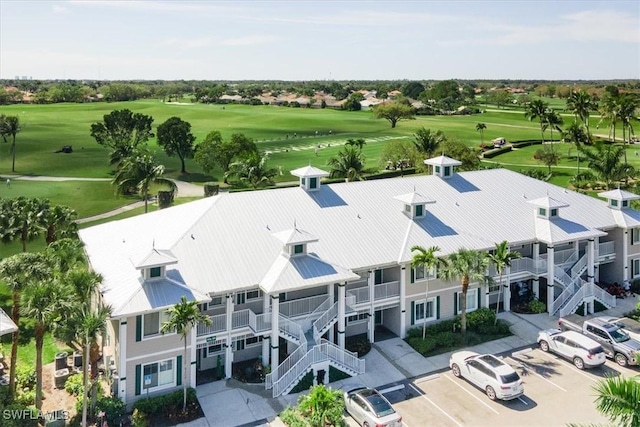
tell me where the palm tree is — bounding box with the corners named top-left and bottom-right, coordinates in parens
top-left (46, 238), bottom-right (86, 274)
top-left (161, 296), bottom-right (212, 412)
top-left (327, 145), bottom-right (365, 181)
top-left (79, 305), bottom-right (111, 427)
top-left (475, 123), bottom-right (487, 146)
top-left (524, 99), bottom-right (550, 144)
top-left (112, 149), bottom-right (177, 213)
top-left (544, 110), bottom-right (564, 145)
top-left (224, 151), bottom-right (279, 189)
top-left (413, 127), bottom-right (445, 159)
top-left (592, 375), bottom-right (640, 427)
top-left (410, 245), bottom-right (445, 339)
top-left (297, 384), bottom-right (345, 427)
top-left (487, 241), bottom-right (521, 322)
top-left (566, 90), bottom-right (595, 136)
top-left (578, 142), bottom-right (629, 189)
top-left (0, 197), bottom-right (48, 252)
top-left (345, 138), bottom-right (367, 151)
top-left (598, 94), bottom-right (620, 143)
top-left (21, 276), bottom-right (72, 410)
top-left (0, 252), bottom-right (50, 398)
top-left (43, 204), bottom-right (79, 245)
top-left (0, 115), bottom-right (21, 172)
top-left (619, 94), bottom-right (638, 163)
top-left (563, 122), bottom-right (589, 173)
top-left (439, 248), bottom-right (490, 334)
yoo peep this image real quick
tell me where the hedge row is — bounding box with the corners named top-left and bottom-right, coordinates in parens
top-left (482, 146), bottom-right (512, 158)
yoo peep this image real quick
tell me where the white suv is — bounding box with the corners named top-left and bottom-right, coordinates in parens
top-left (537, 329), bottom-right (606, 369)
top-left (449, 351), bottom-right (524, 401)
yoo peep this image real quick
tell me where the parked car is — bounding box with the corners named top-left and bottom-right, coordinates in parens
top-left (343, 387), bottom-right (403, 427)
top-left (599, 317), bottom-right (640, 342)
top-left (559, 316), bottom-right (640, 366)
top-left (537, 329), bottom-right (606, 369)
top-left (449, 351), bottom-right (524, 401)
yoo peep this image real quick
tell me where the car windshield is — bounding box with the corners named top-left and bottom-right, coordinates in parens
top-left (610, 328), bottom-right (630, 343)
top-left (500, 372), bottom-right (520, 384)
top-left (363, 393), bottom-right (395, 418)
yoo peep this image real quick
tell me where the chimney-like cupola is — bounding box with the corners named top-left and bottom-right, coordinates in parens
top-left (424, 155), bottom-right (462, 179)
top-left (598, 188), bottom-right (640, 210)
top-left (290, 165), bottom-right (330, 192)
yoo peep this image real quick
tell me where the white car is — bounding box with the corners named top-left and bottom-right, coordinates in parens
top-left (599, 317), bottom-right (640, 342)
top-left (343, 387), bottom-right (402, 427)
top-left (449, 351), bottom-right (524, 401)
top-left (537, 329), bottom-right (606, 369)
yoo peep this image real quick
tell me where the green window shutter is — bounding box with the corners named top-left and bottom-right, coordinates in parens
top-left (135, 364), bottom-right (141, 396)
top-left (410, 301), bottom-right (415, 325)
top-left (410, 268), bottom-right (415, 284)
top-left (436, 296), bottom-right (440, 320)
top-left (176, 355), bottom-right (182, 386)
top-left (136, 315), bottom-right (142, 342)
top-left (454, 292), bottom-right (458, 314)
top-left (477, 288), bottom-right (482, 308)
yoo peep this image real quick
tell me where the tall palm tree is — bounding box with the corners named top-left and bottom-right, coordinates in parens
top-left (43, 204), bottom-right (79, 245)
top-left (112, 149), bottom-right (177, 213)
top-left (79, 305), bottom-right (111, 427)
top-left (439, 248), bottom-right (490, 334)
top-left (0, 197), bottom-right (48, 252)
top-left (592, 375), bottom-right (640, 427)
top-left (410, 245), bottom-right (445, 339)
top-left (161, 296), bottom-right (211, 412)
top-left (0, 115), bottom-right (21, 172)
top-left (345, 138), bottom-right (367, 151)
top-left (45, 238), bottom-right (86, 274)
top-left (619, 94), bottom-right (638, 161)
top-left (0, 252), bottom-right (50, 398)
top-left (598, 94), bottom-right (620, 144)
top-left (327, 145), bottom-right (365, 181)
top-left (21, 276), bottom-right (72, 410)
top-left (563, 122), bottom-right (589, 173)
top-left (544, 110), bottom-right (564, 146)
top-left (224, 151), bottom-right (279, 189)
top-left (566, 90), bottom-right (594, 136)
top-left (524, 99), bottom-right (550, 144)
top-left (487, 241), bottom-right (521, 322)
top-left (475, 123), bottom-right (487, 146)
top-left (413, 127), bottom-right (445, 159)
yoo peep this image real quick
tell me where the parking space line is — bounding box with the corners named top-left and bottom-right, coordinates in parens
top-left (534, 351), bottom-right (598, 382)
top-left (408, 383), bottom-right (463, 427)
top-left (506, 357), bottom-right (567, 392)
top-left (517, 396), bottom-right (528, 405)
top-left (443, 374), bottom-right (500, 415)
top-left (379, 384), bottom-right (405, 394)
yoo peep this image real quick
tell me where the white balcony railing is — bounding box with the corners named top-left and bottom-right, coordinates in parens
top-left (374, 281), bottom-right (400, 300)
top-left (593, 284), bottom-right (616, 310)
top-left (313, 302), bottom-right (338, 341)
top-left (598, 241), bottom-right (615, 258)
top-left (319, 339), bottom-right (365, 374)
top-left (265, 341), bottom-right (308, 390)
top-left (197, 313), bottom-right (227, 336)
top-left (279, 294), bottom-right (328, 318)
top-left (347, 287), bottom-right (370, 304)
top-left (570, 254), bottom-right (588, 280)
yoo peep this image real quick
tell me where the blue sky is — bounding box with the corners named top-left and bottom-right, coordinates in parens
top-left (1, 0), bottom-right (639, 81)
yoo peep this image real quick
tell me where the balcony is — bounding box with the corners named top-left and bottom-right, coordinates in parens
top-left (597, 241), bottom-right (615, 262)
top-left (279, 294), bottom-right (328, 318)
top-left (347, 281), bottom-right (400, 305)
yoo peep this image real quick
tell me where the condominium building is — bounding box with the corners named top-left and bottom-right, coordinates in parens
top-left (79, 156), bottom-right (637, 406)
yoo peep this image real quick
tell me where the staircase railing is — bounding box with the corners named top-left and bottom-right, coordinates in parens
top-left (313, 302), bottom-right (338, 341)
top-left (265, 339), bottom-right (308, 390)
top-left (553, 265), bottom-right (573, 289)
top-left (593, 284), bottom-right (617, 309)
top-left (559, 284), bottom-right (587, 317)
top-left (279, 314), bottom-right (305, 344)
top-left (570, 254), bottom-right (588, 281)
top-left (550, 281), bottom-right (580, 315)
top-left (319, 339), bottom-right (365, 374)
top-left (301, 297), bottom-right (331, 323)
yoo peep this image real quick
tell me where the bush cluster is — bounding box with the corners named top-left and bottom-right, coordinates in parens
top-left (345, 336), bottom-right (371, 357)
top-left (132, 388), bottom-right (199, 426)
top-left (482, 146), bottom-right (512, 159)
top-left (527, 299), bottom-right (547, 314)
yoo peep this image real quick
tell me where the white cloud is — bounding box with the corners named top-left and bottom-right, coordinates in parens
top-left (52, 5), bottom-right (68, 14)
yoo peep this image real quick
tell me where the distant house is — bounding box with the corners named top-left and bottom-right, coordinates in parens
top-left (219, 94), bottom-right (244, 103)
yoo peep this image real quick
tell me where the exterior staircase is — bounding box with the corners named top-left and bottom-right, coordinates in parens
top-left (265, 296), bottom-right (365, 397)
top-left (550, 253), bottom-right (616, 316)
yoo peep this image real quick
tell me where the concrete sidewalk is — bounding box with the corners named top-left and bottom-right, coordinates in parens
top-left (183, 295), bottom-right (639, 427)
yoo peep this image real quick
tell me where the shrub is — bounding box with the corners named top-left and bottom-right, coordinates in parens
top-left (16, 365), bottom-right (36, 391)
top-left (528, 299), bottom-right (546, 314)
top-left (435, 331), bottom-right (458, 348)
top-left (15, 389), bottom-right (35, 406)
top-left (631, 279), bottom-right (640, 295)
top-left (466, 308), bottom-right (496, 332)
top-left (482, 146), bottom-right (512, 159)
top-left (329, 366), bottom-right (351, 382)
top-left (290, 371), bottom-right (314, 394)
top-left (65, 373), bottom-right (84, 397)
top-left (279, 407), bottom-right (307, 427)
top-left (345, 336), bottom-right (371, 357)
top-left (94, 396), bottom-right (126, 425)
top-left (0, 404), bottom-right (38, 427)
top-left (407, 337), bottom-right (437, 355)
top-left (131, 408), bottom-right (149, 427)
top-left (133, 388), bottom-right (198, 421)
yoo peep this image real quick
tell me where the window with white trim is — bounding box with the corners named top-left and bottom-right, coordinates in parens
top-left (414, 298), bottom-right (437, 323)
top-left (236, 289), bottom-right (263, 305)
top-left (142, 359), bottom-right (174, 391)
top-left (210, 296), bottom-right (223, 306)
top-left (143, 310), bottom-right (172, 338)
top-left (611, 199), bottom-right (619, 208)
top-left (632, 229), bottom-right (640, 245)
top-left (538, 208), bottom-right (547, 217)
top-left (412, 266), bottom-right (437, 282)
top-left (632, 259), bottom-right (640, 278)
top-left (623, 200), bottom-right (629, 208)
top-left (457, 288), bottom-right (478, 314)
top-left (204, 344), bottom-right (223, 358)
top-left (347, 313), bottom-right (368, 324)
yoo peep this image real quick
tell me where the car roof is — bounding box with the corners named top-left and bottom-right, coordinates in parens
top-left (477, 354), bottom-right (516, 374)
top-left (560, 330), bottom-right (601, 348)
top-left (588, 318), bottom-right (620, 331)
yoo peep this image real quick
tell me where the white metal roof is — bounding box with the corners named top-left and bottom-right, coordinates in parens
top-left (598, 189), bottom-right (640, 201)
top-left (527, 196), bottom-right (570, 209)
top-left (0, 308), bottom-right (17, 336)
top-left (80, 167), bottom-right (627, 316)
top-left (272, 226), bottom-right (319, 245)
top-left (290, 165), bottom-right (330, 178)
top-left (424, 155), bottom-right (462, 167)
top-left (131, 248), bottom-right (178, 269)
top-left (394, 191), bottom-right (436, 205)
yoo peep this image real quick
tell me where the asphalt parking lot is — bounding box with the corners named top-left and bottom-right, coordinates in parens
top-left (345, 347), bottom-right (638, 427)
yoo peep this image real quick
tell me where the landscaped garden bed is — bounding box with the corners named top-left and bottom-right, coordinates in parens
top-left (405, 308), bottom-right (512, 357)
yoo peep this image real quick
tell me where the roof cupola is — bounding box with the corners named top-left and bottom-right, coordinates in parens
top-left (290, 165), bottom-right (330, 192)
top-left (394, 189), bottom-right (435, 219)
top-left (527, 196), bottom-right (568, 220)
top-left (598, 188), bottom-right (640, 210)
top-left (131, 247), bottom-right (178, 280)
top-left (272, 223), bottom-right (319, 256)
top-left (424, 155), bottom-right (462, 179)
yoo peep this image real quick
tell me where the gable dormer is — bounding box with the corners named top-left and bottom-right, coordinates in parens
top-left (424, 155), bottom-right (462, 179)
top-left (272, 224), bottom-right (319, 256)
top-left (598, 189), bottom-right (640, 210)
top-left (394, 190), bottom-right (435, 219)
top-left (132, 248), bottom-right (178, 280)
top-left (290, 165), bottom-right (330, 192)
top-left (527, 196), bottom-right (568, 219)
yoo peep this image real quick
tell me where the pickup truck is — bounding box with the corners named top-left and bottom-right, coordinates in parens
top-left (558, 316), bottom-right (640, 367)
top-left (599, 317), bottom-right (640, 342)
